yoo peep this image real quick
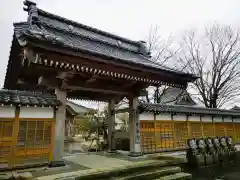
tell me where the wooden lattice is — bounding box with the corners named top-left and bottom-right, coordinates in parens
top-left (190, 122), bottom-right (202, 138)
top-left (0, 119), bottom-right (13, 168)
top-left (14, 120), bottom-right (52, 166)
top-left (214, 123), bottom-right (226, 137)
top-left (202, 122), bottom-right (214, 138)
top-left (140, 121), bottom-right (156, 153)
top-left (155, 122), bottom-right (174, 151)
top-left (174, 122), bottom-right (188, 149)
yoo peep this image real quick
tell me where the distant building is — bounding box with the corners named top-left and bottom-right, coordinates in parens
top-left (156, 87), bottom-right (197, 106)
top-left (65, 101), bottom-right (90, 138)
top-left (232, 106), bottom-right (240, 110)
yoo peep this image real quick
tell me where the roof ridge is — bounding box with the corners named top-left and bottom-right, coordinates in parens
top-left (37, 9), bottom-right (141, 47)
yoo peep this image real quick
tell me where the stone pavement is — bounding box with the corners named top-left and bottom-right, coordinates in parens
top-left (63, 153), bottom-right (133, 169)
top-left (33, 153), bottom-right (166, 180)
top-left (29, 152), bottom-right (138, 178)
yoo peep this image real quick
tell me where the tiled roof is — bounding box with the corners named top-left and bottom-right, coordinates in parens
top-left (159, 87), bottom-right (196, 106)
top-left (0, 89), bottom-right (61, 107)
top-left (12, 1), bottom-right (197, 78)
top-left (139, 103), bottom-right (240, 116)
top-left (66, 101), bottom-right (89, 114)
top-left (232, 106), bottom-right (240, 110)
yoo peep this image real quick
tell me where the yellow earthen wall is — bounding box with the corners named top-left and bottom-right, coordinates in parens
top-left (0, 106), bottom-right (55, 169)
top-left (140, 113), bottom-right (240, 153)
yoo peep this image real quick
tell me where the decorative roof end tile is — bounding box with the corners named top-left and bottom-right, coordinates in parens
top-left (138, 41), bottom-right (151, 57)
top-left (24, 0), bottom-right (38, 25)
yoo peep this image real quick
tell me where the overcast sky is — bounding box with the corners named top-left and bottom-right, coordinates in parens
top-left (1, 0), bottom-right (240, 108)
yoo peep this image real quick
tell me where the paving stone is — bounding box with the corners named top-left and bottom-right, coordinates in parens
top-left (64, 154), bottom-right (133, 169)
top-left (18, 172), bottom-right (33, 180)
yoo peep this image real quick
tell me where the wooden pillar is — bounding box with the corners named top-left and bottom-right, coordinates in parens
top-left (171, 113), bottom-right (176, 149)
top-left (233, 116), bottom-right (236, 140)
top-left (187, 115), bottom-right (191, 139)
top-left (10, 106), bottom-right (20, 168)
top-left (129, 95), bottom-right (142, 156)
top-left (200, 115), bottom-right (204, 138)
top-left (212, 116), bottom-right (215, 136)
top-left (108, 99), bottom-right (116, 152)
top-left (154, 113), bottom-right (157, 152)
top-left (50, 87), bottom-right (67, 167)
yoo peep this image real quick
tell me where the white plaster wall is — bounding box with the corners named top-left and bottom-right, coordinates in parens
top-left (213, 116), bottom-right (223, 122)
top-left (19, 107), bottom-right (54, 118)
top-left (155, 113), bottom-right (171, 121)
top-left (188, 115), bottom-right (200, 121)
top-left (173, 114), bottom-right (186, 121)
top-left (0, 106), bottom-right (15, 118)
top-left (139, 112), bottom-right (154, 121)
top-left (223, 117), bottom-right (232, 122)
top-left (202, 116), bottom-right (212, 122)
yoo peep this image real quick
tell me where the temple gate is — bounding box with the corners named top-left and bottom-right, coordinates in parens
top-left (3, 0), bottom-right (196, 168)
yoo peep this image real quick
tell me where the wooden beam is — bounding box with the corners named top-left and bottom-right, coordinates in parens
top-left (61, 83), bottom-right (127, 95)
top-left (115, 108), bottom-right (129, 114)
top-left (56, 72), bottom-right (75, 80)
top-left (38, 76), bottom-right (61, 88)
top-left (86, 76), bottom-right (96, 83)
top-left (17, 79), bottom-right (25, 85)
top-left (121, 81), bottom-right (138, 90)
top-left (82, 74), bottom-right (130, 85)
top-left (23, 47), bottom-right (35, 67)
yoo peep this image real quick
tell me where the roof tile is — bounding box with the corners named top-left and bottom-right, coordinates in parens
top-left (13, 4), bottom-right (196, 77)
top-left (0, 90), bottom-right (61, 107)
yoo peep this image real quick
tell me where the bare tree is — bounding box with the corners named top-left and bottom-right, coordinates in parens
top-left (143, 25), bottom-right (186, 104)
top-left (179, 24), bottom-right (240, 108)
top-left (147, 25), bottom-right (179, 66)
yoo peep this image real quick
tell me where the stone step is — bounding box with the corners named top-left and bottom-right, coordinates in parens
top-left (115, 166), bottom-right (181, 180)
top-left (35, 160), bottom-right (186, 180)
top-left (156, 172), bottom-right (192, 180)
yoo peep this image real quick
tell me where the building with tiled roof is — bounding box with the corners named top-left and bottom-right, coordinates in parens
top-left (65, 101), bottom-right (90, 138)
top-left (0, 89), bottom-right (61, 107)
top-left (0, 89), bottom-right (60, 168)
